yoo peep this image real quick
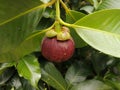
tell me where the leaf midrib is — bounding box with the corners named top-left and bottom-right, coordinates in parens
top-left (66, 70), bottom-right (85, 90)
top-left (42, 69), bottom-right (66, 90)
top-left (75, 25), bottom-right (120, 38)
top-left (0, 4), bottom-right (45, 26)
top-left (21, 58), bottom-right (32, 79)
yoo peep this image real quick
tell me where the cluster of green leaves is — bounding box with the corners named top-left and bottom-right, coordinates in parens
top-left (1, 0), bottom-right (120, 90)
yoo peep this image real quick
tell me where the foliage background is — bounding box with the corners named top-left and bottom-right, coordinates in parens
top-left (1, 0), bottom-right (120, 90)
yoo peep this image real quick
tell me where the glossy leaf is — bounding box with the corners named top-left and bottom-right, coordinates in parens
top-left (0, 1), bottom-right (45, 62)
top-left (74, 9), bottom-right (120, 58)
top-left (66, 10), bottom-right (87, 48)
top-left (41, 62), bottom-right (67, 90)
top-left (65, 61), bottom-right (92, 90)
top-left (16, 55), bottom-right (41, 88)
top-left (97, 0), bottom-right (120, 10)
top-left (13, 30), bottom-right (45, 58)
top-left (70, 80), bottom-right (113, 90)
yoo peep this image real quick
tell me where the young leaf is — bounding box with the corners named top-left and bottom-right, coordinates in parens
top-left (74, 9), bottom-right (120, 58)
top-left (41, 62), bottom-right (67, 90)
top-left (97, 0), bottom-right (120, 10)
top-left (65, 61), bottom-right (92, 90)
top-left (70, 80), bottom-right (113, 90)
top-left (16, 55), bottom-right (41, 88)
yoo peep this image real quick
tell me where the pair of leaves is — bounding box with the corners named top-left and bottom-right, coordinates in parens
top-left (41, 61), bottom-right (87, 90)
top-left (41, 61), bottom-right (88, 90)
top-left (41, 61), bottom-right (113, 90)
top-left (65, 61), bottom-right (92, 90)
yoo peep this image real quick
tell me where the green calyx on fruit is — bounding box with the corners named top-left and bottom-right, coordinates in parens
top-left (57, 31), bottom-right (71, 41)
top-left (61, 26), bottom-right (70, 33)
top-left (45, 29), bottom-right (57, 38)
top-left (45, 26), bottom-right (71, 41)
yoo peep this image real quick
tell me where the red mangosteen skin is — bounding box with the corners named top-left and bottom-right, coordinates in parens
top-left (41, 37), bottom-right (75, 63)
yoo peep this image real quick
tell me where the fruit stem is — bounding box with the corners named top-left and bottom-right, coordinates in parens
top-left (55, 0), bottom-right (60, 21)
top-left (55, 21), bottom-right (61, 33)
top-left (60, 0), bottom-right (69, 13)
top-left (55, 0), bottom-right (87, 30)
top-left (26, 21), bottom-right (56, 40)
top-left (55, 0), bottom-right (75, 28)
top-left (55, 0), bottom-right (61, 33)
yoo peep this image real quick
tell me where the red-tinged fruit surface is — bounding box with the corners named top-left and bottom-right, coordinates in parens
top-left (41, 37), bottom-right (75, 63)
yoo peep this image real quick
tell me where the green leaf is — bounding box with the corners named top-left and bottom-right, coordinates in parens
top-left (0, 0), bottom-right (43, 25)
top-left (70, 80), bottom-right (113, 90)
top-left (70, 28), bottom-right (87, 48)
top-left (66, 10), bottom-right (85, 24)
top-left (13, 30), bottom-right (45, 59)
top-left (74, 9), bottom-right (120, 58)
top-left (41, 62), bottom-right (67, 90)
top-left (66, 10), bottom-right (87, 48)
top-left (16, 55), bottom-right (41, 88)
top-left (97, 0), bottom-right (120, 10)
top-left (90, 51), bottom-right (110, 74)
top-left (65, 61), bottom-right (92, 90)
top-left (0, 1), bottom-right (45, 62)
